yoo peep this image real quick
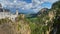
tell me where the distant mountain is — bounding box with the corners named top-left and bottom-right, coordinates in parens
top-left (26, 8), bottom-right (49, 18)
top-left (37, 8), bottom-right (49, 15)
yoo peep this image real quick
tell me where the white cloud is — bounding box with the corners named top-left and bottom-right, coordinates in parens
top-left (22, 3), bottom-right (32, 9)
top-left (32, 0), bottom-right (58, 13)
top-left (32, 0), bottom-right (44, 8)
top-left (14, 0), bottom-right (17, 3)
top-left (43, 0), bottom-right (58, 3)
top-left (22, 8), bottom-right (25, 10)
top-left (0, 0), bottom-right (58, 13)
top-left (32, 0), bottom-right (58, 7)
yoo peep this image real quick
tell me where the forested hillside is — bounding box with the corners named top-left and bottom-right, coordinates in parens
top-left (0, 0), bottom-right (60, 34)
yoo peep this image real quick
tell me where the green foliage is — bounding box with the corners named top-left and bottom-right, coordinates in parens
top-left (18, 23), bottom-right (21, 31)
top-left (52, 1), bottom-right (60, 9)
top-left (29, 22), bottom-right (41, 34)
top-left (0, 0), bottom-right (60, 34)
top-left (26, 13), bottom-right (50, 34)
top-left (1, 0), bottom-right (59, 34)
top-left (0, 18), bottom-right (12, 24)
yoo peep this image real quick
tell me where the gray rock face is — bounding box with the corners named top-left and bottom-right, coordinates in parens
top-left (0, 3), bottom-right (2, 8)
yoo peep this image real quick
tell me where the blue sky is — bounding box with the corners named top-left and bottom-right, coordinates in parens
top-left (0, 0), bottom-right (58, 14)
top-left (20, 0), bottom-right (31, 3)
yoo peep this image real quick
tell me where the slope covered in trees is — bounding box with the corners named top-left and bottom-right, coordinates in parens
top-left (0, 0), bottom-right (60, 34)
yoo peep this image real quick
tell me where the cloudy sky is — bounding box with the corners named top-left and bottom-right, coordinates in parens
top-left (0, 0), bottom-right (58, 14)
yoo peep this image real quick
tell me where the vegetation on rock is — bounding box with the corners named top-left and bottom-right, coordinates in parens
top-left (0, 0), bottom-right (60, 34)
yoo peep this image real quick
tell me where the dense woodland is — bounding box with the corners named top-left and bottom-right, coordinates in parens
top-left (0, 0), bottom-right (60, 34)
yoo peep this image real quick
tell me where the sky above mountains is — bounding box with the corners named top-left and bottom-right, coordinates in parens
top-left (0, 0), bottom-right (58, 14)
